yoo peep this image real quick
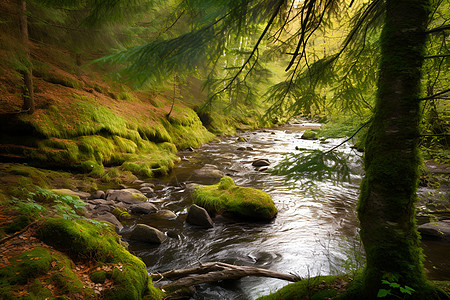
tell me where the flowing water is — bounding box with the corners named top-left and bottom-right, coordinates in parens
top-left (126, 123), bottom-right (448, 299)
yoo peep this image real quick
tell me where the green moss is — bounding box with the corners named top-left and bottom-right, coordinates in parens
top-left (302, 130), bottom-right (318, 140)
top-left (0, 247), bottom-right (53, 285)
top-left (7, 165), bottom-right (71, 190)
top-left (36, 218), bottom-right (160, 299)
top-left (80, 160), bottom-right (104, 176)
top-left (90, 270), bottom-right (107, 283)
top-left (218, 176), bottom-right (235, 190)
top-left (257, 275), bottom-right (343, 300)
top-left (0, 247), bottom-right (88, 298)
top-left (193, 177), bottom-right (277, 221)
top-left (166, 107), bottom-right (215, 149)
top-left (48, 258), bottom-right (84, 295)
top-left (36, 70), bottom-right (82, 89)
top-left (30, 279), bottom-right (52, 299)
top-left (3, 215), bottom-right (30, 234)
top-left (122, 150), bottom-right (179, 178)
top-left (112, 207), bottom-right (131, 219)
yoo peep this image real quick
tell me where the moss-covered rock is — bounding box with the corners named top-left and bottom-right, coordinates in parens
top-left (36, 218), bottom-right (162, 299)
top-left (192, 177), bottom-right (277, 221)
top-left (301, 130), bottom-right (318, 140)
top-left (112, 207), bottom-right (132, 220)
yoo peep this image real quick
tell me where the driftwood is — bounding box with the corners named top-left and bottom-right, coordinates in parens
top-left (151, 262), bottom-right (301, 291)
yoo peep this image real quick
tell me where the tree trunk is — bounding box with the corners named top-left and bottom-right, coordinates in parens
top-left (357, 0), bottom-right (446, 298)
top-left (18, 0), bottom-right (35, 114)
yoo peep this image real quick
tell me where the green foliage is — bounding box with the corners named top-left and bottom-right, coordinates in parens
top-left (8, 196), bottom-right (47, 218)
top-left (272, 149), bottom-right (352, 184)
top-left (193, 176), bottom-right (277, 221)
top-left (7, 187), bottom-right (90, 222)
top-left (377, 280), bottom-right (415, 299)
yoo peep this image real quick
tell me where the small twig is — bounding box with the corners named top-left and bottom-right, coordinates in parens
top-left (325, 121), bottom-right (370, 154)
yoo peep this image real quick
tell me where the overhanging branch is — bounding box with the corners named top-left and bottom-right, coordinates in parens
top-left (419, 88), bottom-right (450, 101)
top-left (425, 24), bottom-right (450, 34)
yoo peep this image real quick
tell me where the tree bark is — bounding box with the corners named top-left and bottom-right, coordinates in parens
top-left (356, 0), bottom-right (445, 298)
top-left (18, 0), bottom-right (35, 114)
top-left (151, 262), bottom-right (300, 291)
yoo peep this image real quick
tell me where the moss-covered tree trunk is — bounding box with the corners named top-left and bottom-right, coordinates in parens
top-left (356, 0), bottom-right (446, 298)
top-left (18, 0), bottom-right (35, 114)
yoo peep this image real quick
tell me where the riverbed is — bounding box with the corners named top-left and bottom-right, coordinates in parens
top-left (126, 123), bottom-right (448, 299)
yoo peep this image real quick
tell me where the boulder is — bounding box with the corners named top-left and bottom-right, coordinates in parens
top-left (140, 186), bottom-right (154, 194)
top-left (133, 180), bottom-right (145, 185)
top-left (129, 202), bottom-right (158, 214)
top-left (90, 190), bottom-right (105, 200)
top-left (192, 177), bottom-right (277, 221)
top-left (87, 199), bottom-right (114, 206)
top-left (154, 209), bottom-right (177, 220)
top-left (252, 159), bottom-right (270, 167)
top-left (92, 212), bottom-right (123, 231)
top-left (106, 189), bottom-right (147, 204)
top-left (237, 147), bottom-right (247, 151)
top-left (129, 224), bottom-right (166, 244)
top-left (51, 189), bottom-right (91, 200)
top-left (301, 130), bottom-right (318, 140)
top-left (184, 183), bottom-right (199, 193)
top-left (92, 204), bottom-right (112, 215)
top-left (418, 221), bottom-right (450, 241)
top-left (186, 204), bottom-right (214, 228)
top-left (140, 182), bottom-right (155, 188)
top-left (193, 164), bottom-right (224, 180)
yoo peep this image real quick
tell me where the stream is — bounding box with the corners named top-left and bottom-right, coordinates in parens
top-left (125, 123), bottom-right (449, 300)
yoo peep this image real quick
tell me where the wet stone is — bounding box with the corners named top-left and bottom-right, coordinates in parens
top-left (129, 203), bottom-right (157, 214)
top-left (129, 224), bottom-right (166, 244)
top-left (252, 159), bottom-right (271, 167)
top-left (91, 190), bottom-right (105, 200)
top-left (140, 186), bottom-right (154, 193)
top-left (186, 204), bottom-right (214, 228)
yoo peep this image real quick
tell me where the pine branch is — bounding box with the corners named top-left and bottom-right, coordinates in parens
top-left (324, 121), bottom-right (370, 154)
top-left (209, 0), bottom-right (285, 99)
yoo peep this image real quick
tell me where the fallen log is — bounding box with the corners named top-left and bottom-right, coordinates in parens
top-left (151, 262), bottom-right (301, 291)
